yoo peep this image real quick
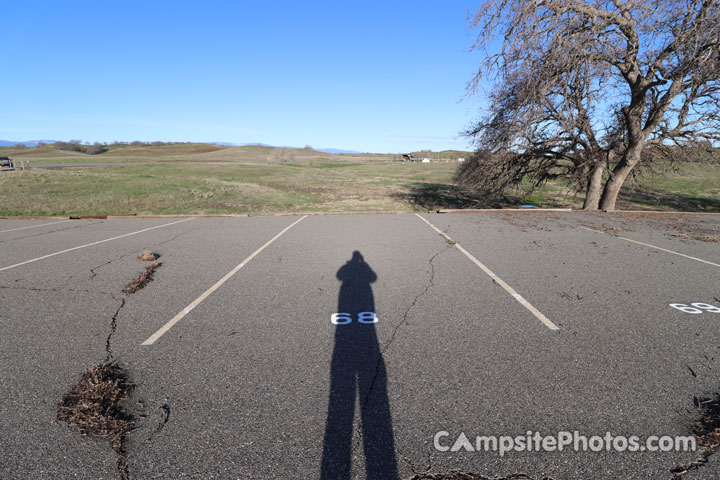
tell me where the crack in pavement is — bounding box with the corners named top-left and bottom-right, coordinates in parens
top-left (378, 248), bottom-right (446, 357)
top-left (90, 254), bottom-right (137, 280)
top-left (0, 220), bottom-right (104, 244)
top-left (144, 404), bottom-right (171, 444)
top-left (350, 246), bottom-right (450, 458)
top-left (0, 284), bottom-right (116, 296)
top-left (88, 225), bottom-right (200, 280)
top-left (94, 293), bottom-right (140, 478)
top-left (59, 292), bottom-right (133, 480)
top-left (97, 255), bottom-right (182, 478)
top-left (397, 446), bottom-right (433, 476)
top-left (145, 225), bottom-right (202, 250)
top-left (105, 297), bottom-right (126, 363)
top-left (54, 226), bottom-right (196, 480)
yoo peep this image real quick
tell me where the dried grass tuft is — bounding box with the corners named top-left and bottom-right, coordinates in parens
top-left (57, 363), bottom-right (137, 439)
top-left (137, 251), bottom-right (160, 261)
top-left (123, 262), bottom-right (161, 294)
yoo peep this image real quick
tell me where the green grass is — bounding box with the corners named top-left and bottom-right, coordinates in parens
top-left (1, 143), bottom-right (717, 216)
top-left (0, 162), bottom-right (457, 216)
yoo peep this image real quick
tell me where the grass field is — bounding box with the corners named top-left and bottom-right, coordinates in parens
top-left (1, 144), bottom-right (719, 216)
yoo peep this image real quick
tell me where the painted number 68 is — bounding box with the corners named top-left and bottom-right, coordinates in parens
top-left (331, 312), bottom-right (379, 325)
top-left (669, 303), bottom-right (720, 314)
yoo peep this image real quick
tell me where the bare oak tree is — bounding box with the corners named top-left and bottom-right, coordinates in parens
top-left (460, 0), bottom-right (720, 210)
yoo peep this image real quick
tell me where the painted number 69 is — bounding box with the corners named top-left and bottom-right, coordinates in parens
top-left (669, 303), bottom-right (720, 314)
top-left (331, 312), bottom-right (379, 325)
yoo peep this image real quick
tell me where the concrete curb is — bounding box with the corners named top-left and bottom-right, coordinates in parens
top-left (2, 209), bottom-right (720, 220)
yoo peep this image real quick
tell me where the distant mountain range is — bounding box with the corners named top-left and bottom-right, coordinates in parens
top-left (0, 139), bottom-right (362, 154)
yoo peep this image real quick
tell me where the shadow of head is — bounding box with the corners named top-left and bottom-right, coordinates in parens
top-left (337, 251), bottom-right (377, 288)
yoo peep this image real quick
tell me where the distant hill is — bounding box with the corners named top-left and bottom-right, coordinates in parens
top-left (224, 142), bottom-right (363, 154)
top-left (1, 139), bottom-right (364, 154)
top-left (0, 140), bottom-right (57, 147)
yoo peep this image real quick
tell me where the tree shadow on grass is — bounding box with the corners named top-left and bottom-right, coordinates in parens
top-left (392, 182), bottom-right (501, 210)
top-left (393, 182), bottom-right (576, 210)
top-left (397, 182), bottom-right (720, 213)
top-left (618, 188), bottom-right (720, 212)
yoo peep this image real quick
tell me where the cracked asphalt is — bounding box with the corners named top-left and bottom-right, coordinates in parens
top-left (0, 212), bottom-right (719, 480)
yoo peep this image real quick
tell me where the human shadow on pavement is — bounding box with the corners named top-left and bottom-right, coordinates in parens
top-left (321, 251), bottom-right (398, 479)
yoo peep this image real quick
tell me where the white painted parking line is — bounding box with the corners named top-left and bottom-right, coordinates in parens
top-left (142, 215), bottom-right (308, 345)
top-left (577, 225), bottom-right (720, 268)
top-left (0, 219), bottom-right (73, 234)
top-left (415, 213), bottom-right (559, 330)
top-left (0, 218), bottom-right (195, 272)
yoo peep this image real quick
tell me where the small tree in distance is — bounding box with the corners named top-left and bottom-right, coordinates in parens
top-left (459, 0), bottom-right (720, 210)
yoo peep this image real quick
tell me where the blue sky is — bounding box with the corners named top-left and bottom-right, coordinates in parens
top-left (0, 1), bottom-right (484, 153)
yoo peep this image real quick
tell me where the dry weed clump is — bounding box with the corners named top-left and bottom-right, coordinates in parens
top-left (672, 393), bottom-right (720, 477)
top-left (123, 262), bottom-right (161, 294)
top-left (694, 394), bottom-right (720, 454)
top-left (137, 251), bottom-right (160, 261)
top-left (57, 363), bottom-right (137, 439)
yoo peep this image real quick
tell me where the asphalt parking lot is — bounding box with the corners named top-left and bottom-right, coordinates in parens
top-left (0, 211), bottom-right (719, 480)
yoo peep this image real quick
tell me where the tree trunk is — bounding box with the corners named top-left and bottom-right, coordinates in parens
top-left (582, 161), bottom-right (605, 210)
top-left (599, 147), bottom-right (642, 211)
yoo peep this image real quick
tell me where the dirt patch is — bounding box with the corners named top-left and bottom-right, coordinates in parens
top-left (57, 363), bottom-right (137, 479)
top-left (579, 222), bottom-right (635, 234)
top-left (122, 262), bottom-right (161, 294)
top-left (603, 212), bottom-right (720, 239)
top-left (661, 221), bottom-right (719, 238)
top-left (670, 233), bottom-right (720, 243)
top-left (599, 224), bottom-right (634, 233)
top-left (496, 212), bottom-right (554, 232)
top-left (410, 473), bottom-right (553, 480)
top-left (672, 393), bottom-right (720, 477)
top-left (137, 251), bottom-right (160, 261)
